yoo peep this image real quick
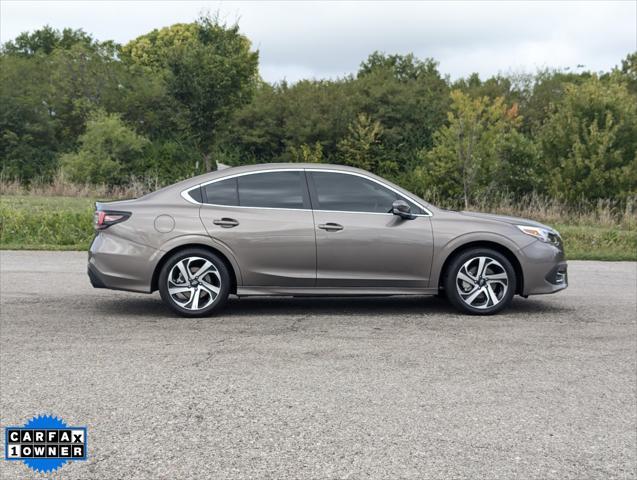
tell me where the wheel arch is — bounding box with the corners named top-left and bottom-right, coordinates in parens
top-left (151, 243), bottom-right (239, 294)
top-left (437, 240), bottom-right (524, 295)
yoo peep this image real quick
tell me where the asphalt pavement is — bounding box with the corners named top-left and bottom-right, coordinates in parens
top-left (1, 251), bottom-right (636, 479)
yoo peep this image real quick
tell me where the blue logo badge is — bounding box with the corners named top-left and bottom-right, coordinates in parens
top-left (4, 415), bottom-right (88, 474)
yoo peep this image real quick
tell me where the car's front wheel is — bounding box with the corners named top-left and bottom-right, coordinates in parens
top-left (158, 248), bottom-right (231, 317)
top-left (444, 248), bottom-right (516, 315)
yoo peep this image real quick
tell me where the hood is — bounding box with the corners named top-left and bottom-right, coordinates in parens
top-left (459, 211), bottom-right (554, 231)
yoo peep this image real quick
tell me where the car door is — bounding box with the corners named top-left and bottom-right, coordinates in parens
top-left (308, 170), bottom-right (434, 288)
top-left (199, 170), bottom-right (316, 287)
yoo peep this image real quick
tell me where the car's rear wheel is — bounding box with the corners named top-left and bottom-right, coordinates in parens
top-left (158, 248), bottom-right (230, 317)
top-left (444, 248), bottom-right (516, 315)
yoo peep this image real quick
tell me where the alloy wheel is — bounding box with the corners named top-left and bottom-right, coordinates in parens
top-left (167, 256), bottom-right (221, 311)
top-left (456, 256), bottom-right (509, 309)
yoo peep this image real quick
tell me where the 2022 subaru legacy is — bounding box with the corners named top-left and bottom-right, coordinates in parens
top-left (88, 163), bottom-right (567, 316)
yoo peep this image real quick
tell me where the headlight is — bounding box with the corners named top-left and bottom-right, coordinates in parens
top-left (517, 225), bottom-right (561, 245)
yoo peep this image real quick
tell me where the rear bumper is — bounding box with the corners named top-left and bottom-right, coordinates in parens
top-left (87, 263), bottom-right (107, 289)
top-left (88, 233), bottom-right (157, 293)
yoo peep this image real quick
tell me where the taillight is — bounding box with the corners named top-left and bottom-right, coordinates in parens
top-left (94, 210), bottom-right (131, 230)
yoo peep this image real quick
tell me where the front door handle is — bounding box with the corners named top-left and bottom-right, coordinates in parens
top-left (213, 218), bottom-right (239, 228)
top-left (318, 222), bottom-right (344, 232)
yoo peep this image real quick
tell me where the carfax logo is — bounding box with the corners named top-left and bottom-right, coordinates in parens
top-left (4, 415), bottom-right (87, 474)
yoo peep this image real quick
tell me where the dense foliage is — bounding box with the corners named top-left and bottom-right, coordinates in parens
top-left (1, 20), bottom-right (635, 207)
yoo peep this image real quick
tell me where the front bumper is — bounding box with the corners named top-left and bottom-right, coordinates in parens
top-left (520, 240), bottom-right (568, 296)
top-left (545, 262), bottom-right (568, 287)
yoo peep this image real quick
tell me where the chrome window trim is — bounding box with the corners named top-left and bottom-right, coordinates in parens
top-left (181, 189), bottom-right (201, 205)
top-left (181, 167), bottom-right (433, 216)
top-left (312, 209), bottom-right (430, 217)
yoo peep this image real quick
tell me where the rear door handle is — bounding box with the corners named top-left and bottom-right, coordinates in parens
top-left (318, 222), bottom-right (344, 232)
top-left (213, 218), bottom-right (239, 228)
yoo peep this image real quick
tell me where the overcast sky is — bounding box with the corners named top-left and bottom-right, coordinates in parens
top-left (2, 1), bottom-right (635, 83)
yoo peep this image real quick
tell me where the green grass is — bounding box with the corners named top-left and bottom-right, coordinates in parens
top-left (2, 195), bottom-right (97, 212)
top-left (554, 224), bottom-right (636, 261)
top-left (1, 195), bottom-right (96, 250)
top-left (1, 195), bottom-right (635, 260)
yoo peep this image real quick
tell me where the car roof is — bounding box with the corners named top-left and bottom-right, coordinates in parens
top-left (142, 163), bottom-right (436, 214)
top-left (137, 164), bottom-right (364, 201)
top-left (179, 163), bottom-right (372, 189)
top-left (215, 162), bottom-right (365, 175)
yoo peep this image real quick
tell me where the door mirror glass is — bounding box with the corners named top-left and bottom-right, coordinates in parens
top-left (392, 200), bottom-right (415, 219)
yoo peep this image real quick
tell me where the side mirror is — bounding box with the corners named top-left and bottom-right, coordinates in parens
top-left (392, 200), bottom-right (416, 220)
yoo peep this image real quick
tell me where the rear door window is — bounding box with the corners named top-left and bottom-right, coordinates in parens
top-left (238, 171), bottom-right (308, 209)
top-left (202, 171), bottom-right (309, 209)
top-left (203, 177), bottom-right (238, 206)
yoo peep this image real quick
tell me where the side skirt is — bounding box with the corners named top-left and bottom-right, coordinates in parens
top-left (236, 286), bottom-right (438, 297)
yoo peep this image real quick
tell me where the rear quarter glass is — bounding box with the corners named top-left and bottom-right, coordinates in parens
top-left (188, 187), bottom-right (203, 203)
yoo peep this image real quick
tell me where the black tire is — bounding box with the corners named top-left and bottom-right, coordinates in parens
top-left (444, 248), bottom-right (516, 315)
top-left (158, 248), bottom-right (231, 317)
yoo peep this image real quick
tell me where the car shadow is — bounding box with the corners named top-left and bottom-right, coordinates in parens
top-left (225, 295), bottom-right (456, 316)
top-left (96, 294), bottom-right (570, 318)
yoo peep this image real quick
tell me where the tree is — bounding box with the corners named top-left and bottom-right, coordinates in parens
top-left (60, 111), bottom-right (149, 185)
top-left (337, 113), bottom-right (388, 172)
top-left (358, 52), bottom-right (439, 82)
top-left (123, 15), bottom-right (259, 171)
top-left (120, 23), bottom-right (197, 70)
top-left (1, 25), bottom-right (115, 57)
top-left (453, 73), bottom-right (517, 103)
top-left (141, 139), bottom-right (201, 184)
top-left (424, 90), bottom-right (523, 208)
top-left (355, 53), bottom-right (450, 166)
top-left (289, 141), bottom-right (324, 163)
top-left (225, 53), bottom-right (449, 171)
top-left (223, 82), bottom-right (288, 163)
top-left (0, 27), bottom-right (129, 181)
top-left (0, 54), bottom-right (58, 180)
top-left (539, 76), bottom-right (637, 204)
top-left (616, 51), bottom-right (637, 95)
top-left (497, 130), bottom-right (541, 197)
top-left (520, 69), bottom-right (591, 134)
